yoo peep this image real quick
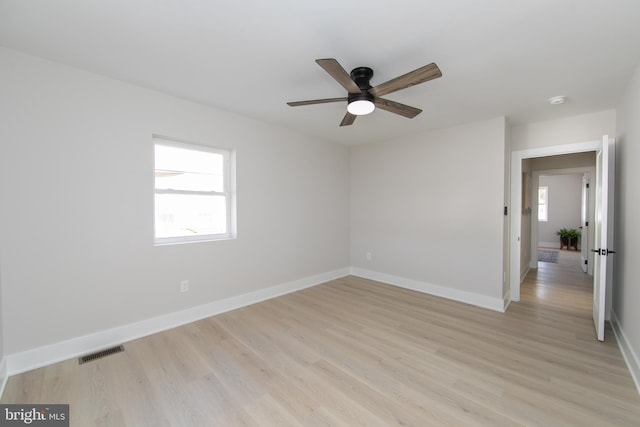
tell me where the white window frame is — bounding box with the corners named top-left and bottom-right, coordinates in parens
top-left (538, 186), bottom-right (548, 222)
top-left (153, 136), bottom-right (235, 245)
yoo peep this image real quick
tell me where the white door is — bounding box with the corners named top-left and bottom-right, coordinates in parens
top-left (593, 136), bottom-right (615, 341)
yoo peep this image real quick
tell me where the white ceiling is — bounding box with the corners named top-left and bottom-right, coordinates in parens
top-left (1, 0), bottom-right (639, 146)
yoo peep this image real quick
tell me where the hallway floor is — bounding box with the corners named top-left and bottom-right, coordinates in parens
top-left (522, 247), bottom-right (592, 318)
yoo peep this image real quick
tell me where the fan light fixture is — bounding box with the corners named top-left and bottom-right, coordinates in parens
top-left (347, 99), bottom-right (375, 115)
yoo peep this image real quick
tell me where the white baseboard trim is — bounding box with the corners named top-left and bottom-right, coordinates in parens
top-left (0, 357), bottom-right (8, 398)
top-left (538, 241), bottom-right (560, 249)
top-left (350, 267), bottom-right (505, 312)
top-left (610, 310), bottom-right (640, 395)
top-left (538, 242), bottom-right (581, 251)
top-left (6, 268), bottom-right (350, 376)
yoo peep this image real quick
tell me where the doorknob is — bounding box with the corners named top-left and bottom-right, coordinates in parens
top-left (591, 248), bottom-right (616, 255)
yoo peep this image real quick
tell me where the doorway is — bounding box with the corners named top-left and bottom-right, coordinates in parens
top-left (530, 170), bottom-right (592, 306)
top-left (529, 166), bottom-right (596, 276)
top-left (510, 137), bottom-right (615, 341)
top-left (524, 164), bottom-right (595, 316)
top-left (509, 139), bottom-right (605, 301)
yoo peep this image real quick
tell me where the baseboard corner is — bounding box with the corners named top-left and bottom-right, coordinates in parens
top-left (350, 267), bottom-right (505, 312)
top-left (610, 310), bottom-right (640, 396)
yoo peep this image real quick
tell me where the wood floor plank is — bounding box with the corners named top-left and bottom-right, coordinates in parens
top-left (2, 249), bottom-right (639, 425)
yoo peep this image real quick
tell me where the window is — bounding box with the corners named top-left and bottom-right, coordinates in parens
top-left (538, 186), bottom-right (548, 222)
top-left (154, 137), bottom-right (234, 244)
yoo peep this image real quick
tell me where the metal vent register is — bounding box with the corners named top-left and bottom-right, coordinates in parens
top-left (78, 345), bottom-right (124, 364)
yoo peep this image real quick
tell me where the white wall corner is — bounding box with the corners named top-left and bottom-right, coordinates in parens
top-left (0, 357), bottom-right (7, 398)
top-left (610, 311), bottom-right (640, 395)
top-left (349, 267), bottom-right (505, 313)
top-left (6, 268), bottom-right (350, 376)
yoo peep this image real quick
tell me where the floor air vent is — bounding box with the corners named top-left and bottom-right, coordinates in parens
top-left (78, 345), bottom-right (124, 364)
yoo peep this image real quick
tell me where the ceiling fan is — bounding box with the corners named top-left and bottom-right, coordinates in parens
top-left (287, 58), bottom-right (442, 126)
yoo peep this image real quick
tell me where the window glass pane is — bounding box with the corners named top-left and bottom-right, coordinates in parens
top-left (155, 194), bottom-right (226, 238)
top-left (538, 187), bottom-right (547, 204)
top-left (155, 171), bottom-right (223, 192)
top-left (538, 186), bottom-right (548, 222)
top-left (155, 144), bottom-right (224, 192)
top-left (538, 205), bottom-right (548, 221)
top-left (155, 144), bottom-right (223, 175)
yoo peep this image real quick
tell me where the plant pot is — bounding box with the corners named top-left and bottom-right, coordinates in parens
top-left (560, 236), bottom-right (579, 250)
top-left (570, 237), bottom-right (579, 250)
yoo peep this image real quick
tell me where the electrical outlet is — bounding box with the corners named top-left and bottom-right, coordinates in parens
top-left (180, 280), bottom-right (189, 293)
top-left (366, 251), bottom-right (372, 261)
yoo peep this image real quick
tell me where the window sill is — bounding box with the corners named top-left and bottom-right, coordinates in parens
top-left (154, 235), bottom-right (237, 246)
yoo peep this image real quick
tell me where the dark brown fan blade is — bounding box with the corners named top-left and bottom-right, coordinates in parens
top-left (287, 97), bottom-right (347, 107)
top-left (369, 63), bottom-right (442, 98)
top-left (316, 59), bottom-right (362, 94)
top-left (340, 112), bottom-right (357, 126)
top-left (374, 98), bottom-right (422, 119)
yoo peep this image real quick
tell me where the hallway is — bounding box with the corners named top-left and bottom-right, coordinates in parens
top-left (522, 247), bottom-right (595, 326)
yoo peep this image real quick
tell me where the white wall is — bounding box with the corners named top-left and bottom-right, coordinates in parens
top-left (350, 117), bottom-right (507, 310)
top-left (511, 110), bottom-right (616, 151)
top-left (537, 174), bottom-right (583, 247)
top-left (614, 65), bottom-right (640, 390)
top-left (0, 48), bottom-right (350, 360)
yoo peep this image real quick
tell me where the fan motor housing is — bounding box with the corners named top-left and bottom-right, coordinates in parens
top-left (348, 67), bottom-right (374, 105)
top-left (350, 67), bottom-right (374, 90)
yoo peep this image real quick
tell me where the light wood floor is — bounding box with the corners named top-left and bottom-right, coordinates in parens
top-left (3, 254), bottom-right (640, 426)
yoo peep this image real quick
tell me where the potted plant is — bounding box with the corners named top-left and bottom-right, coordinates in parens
top-left (557, 228), bottom-right (581, 250)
